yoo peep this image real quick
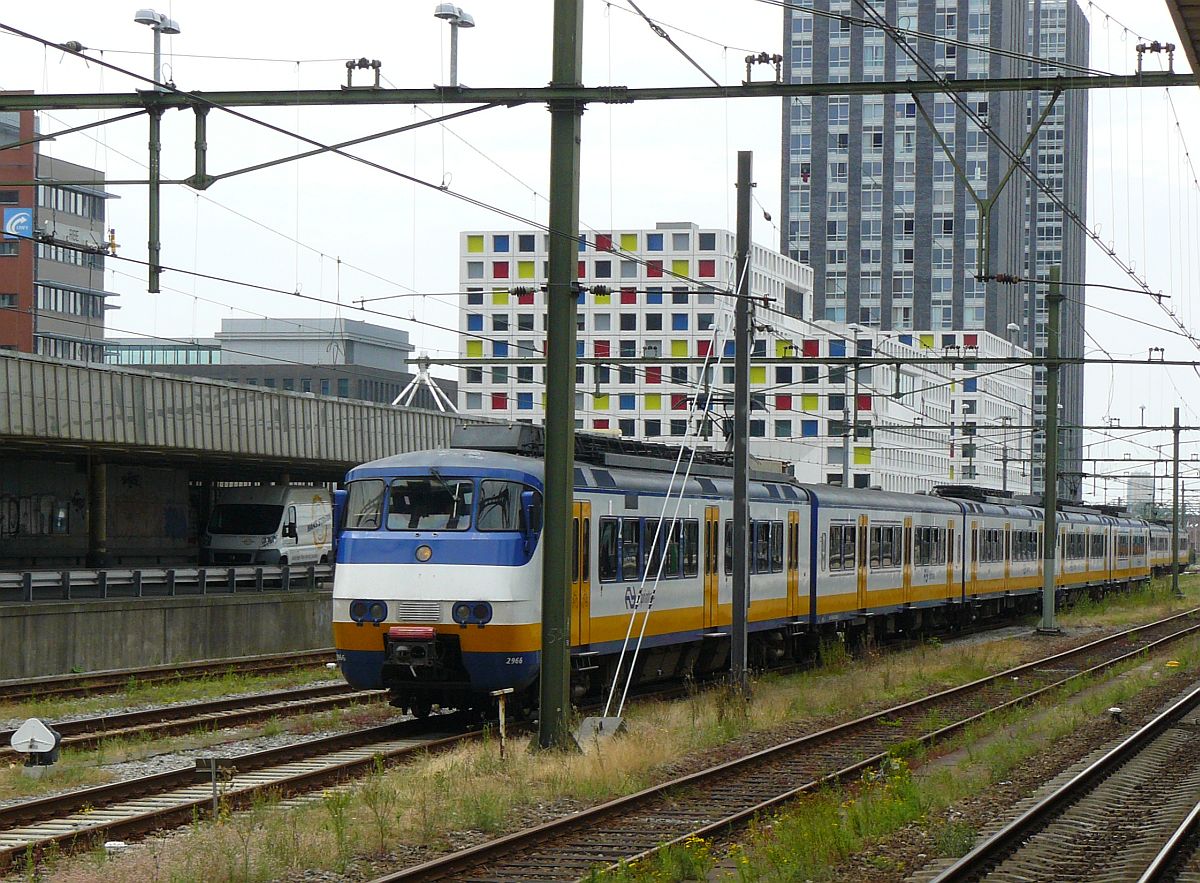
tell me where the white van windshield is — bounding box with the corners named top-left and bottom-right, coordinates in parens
top-left (208, 504), bottom-right (283, 535)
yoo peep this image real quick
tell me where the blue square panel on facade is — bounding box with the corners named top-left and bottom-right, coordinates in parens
top-left (619, 394), bottom-right (635, 410)
top-left (672, 314), bottom-right (688, 330)
top-left (467, 314), bottom-right (483, 331)
top-left (647, 233), bottom-right (664, 251)
top-left (829, 340), bottom-right (846, 357)
top-left (493, 234), bottom-right (509, 253)
top-left (494, 341), bottom-right (508, 357)
top-left (517, 393), bottom-right (533, 410)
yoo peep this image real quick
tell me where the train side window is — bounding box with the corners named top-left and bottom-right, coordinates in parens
top-left (666, 521), bottom-right (684, 578)
top-left (572, 517), bottom-right (579, 582)
top-left (345, 479), bottom-right (385, 530)
top-left (724, 519), bottom-right (733, 575)
top-left (583, 518), bottom-right (591, 579)
top-left (843, 524), bottom-right (856, 571)
top-left (645, 521), bottom-right (665, 579)
top-left (621, 517), bottom-right (642, 581)
top-left (598, 517), bottom-right (619, 582)
top-left (771, 521), bottom-right (784, 572)
top-left (869, 526), bottom-right (881, 568)
top-left (829, 524), bottom-right (843, 571)
top-left (683, 520), bottom-right (699, 576)
top-left (754, 521), bottom-right (771, 573)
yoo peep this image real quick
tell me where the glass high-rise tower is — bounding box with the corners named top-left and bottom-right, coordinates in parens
top-left (780, 0), bottom-right (1088, 498)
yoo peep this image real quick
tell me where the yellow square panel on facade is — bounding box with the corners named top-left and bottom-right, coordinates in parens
top-left (672, 259), bottom-right (689, 276)
top-left (854, 446), bottom-right (872, 465)
top-left (466, 340), bottom-right (483, 357)
top-left (750, 366), bottom-right (766, 385)
top-left (919, 333), bottom-right (934, 349)
top-left (801, 394), bottom-right (818, 411)
top-left (492, 290), bottom-right (509, 305)
top-left (467, 234), bottom-right (484, 253)
top-left (776, 339), bottom-right (792, 358)
top-left (594, 394), bottom-right (609, 410)
top-left (645, 393), bottom-right (662, 410)
top-left (517, 261), bottom-right (535, 279)
top-left (671, 340), bottom-right (688, 357)
top-left (620, 233), bottom-right (638, 251)
top-left (596, 292), bottom-right (611, 304)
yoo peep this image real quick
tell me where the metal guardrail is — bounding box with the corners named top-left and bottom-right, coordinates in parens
top-left (0, 564), bottom-right (334, 602)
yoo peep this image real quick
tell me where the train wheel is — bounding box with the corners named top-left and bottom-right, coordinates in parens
top-left (410, 697), bottom-right (433, 719)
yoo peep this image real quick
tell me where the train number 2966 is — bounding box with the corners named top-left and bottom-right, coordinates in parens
top-left (506, 656), bottom-right (525, 665)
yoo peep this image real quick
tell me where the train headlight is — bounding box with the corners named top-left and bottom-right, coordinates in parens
top-left (452, 601), bottom-right (493, 626)
top-left (349, 599), bottom-right (368, 623)
top-left (415, 544), bottom-right (433, 562)
top-left (368, 601), bottom-right (388, 623)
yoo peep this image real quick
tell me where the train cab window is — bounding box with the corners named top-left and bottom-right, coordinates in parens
top-left (683, 520), bottom-right (699, 576)
top-left (478, 480), bottom-right (532, 531)
top-left (771, 522), bottom-right (784, 572)
top-left (598, 518), bottom-right (620, 581)
top-left (345, 479), bottom-right (385, 530)
top-left (621, 517), bottom-right (642, 581)
top-left (387, 478), bottom-right (473, 531)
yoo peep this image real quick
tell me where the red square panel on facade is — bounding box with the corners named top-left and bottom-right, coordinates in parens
top-left (595, 234), bottom-right (613, 251)
top-left (621, 288), bottom-right (637, 304)
top-left (857, 393), bottom-right (872, 411)
top-left (964, 334), bottom-right (978, 347)
top-left (671, 394), bottom-right (687, 410)
top-left (698, 259), bottom-right (716, 277)
top-left (802, 339), bottom-right (820, 357)
top-left (647, 260), bottom-right (663, 278)
top-left (491, 393), bottom-right (508, 410)
top-left (776, 394), bottom-right (792, 410)
top-left (646, 366), bottom-right (662, 384)
top-left (578, 261), bottom-right (586, 278)
top-left (593, 419), bottom-right (609, 430)
top-left (697, 340), bottom-right (712, 357)
top-left (493, 261), bottom-right (509, 279)
top-left (594, 340), bottom-right (610, 357)
top-left (517, 291), bottom-right (534, 305)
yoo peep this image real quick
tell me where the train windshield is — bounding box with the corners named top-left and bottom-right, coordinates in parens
top-left (207, 504), bottom-right (283, 535)
top-left (387, 477), bottom-right (474, 531)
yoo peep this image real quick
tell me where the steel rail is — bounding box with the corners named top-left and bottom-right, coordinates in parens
top-left (0, 682), bottom-right (383, 760)
top-left (0, 716), bottom-right (478, 870)
top-left (0, 649), bottom-right (335, 702)
top-left (1136, 798), bottom-right (1200, 883)
top-left (367, 609), bottom-right (1200, 882)
top-left (932, 684), bottom-right (1200, 882)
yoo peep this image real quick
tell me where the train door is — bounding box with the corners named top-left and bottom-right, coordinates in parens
top-left (946, 520), bottom-right (956, 598)
top-left (704, 506), bottom-right (720, 629)
top-left (787, 510), bottom-right (800, 617)
top-left (857, 514), bottom-right (869, 609)
top-left (570, 501), bottom-right (591, 645)
top-left (902, 517), bottom-right (913, 604)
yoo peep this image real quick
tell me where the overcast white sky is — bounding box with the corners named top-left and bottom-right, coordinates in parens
top-left (2, 0), bottom-right (1199, 503)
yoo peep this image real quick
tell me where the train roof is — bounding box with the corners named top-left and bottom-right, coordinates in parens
top-left (800, 484), bottom-right (963, 514)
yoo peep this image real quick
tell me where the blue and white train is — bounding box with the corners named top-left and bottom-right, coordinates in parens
top-left (332, 430), bottom-right (1187, 714)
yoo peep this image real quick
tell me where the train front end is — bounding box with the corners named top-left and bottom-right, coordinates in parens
top-left (332, 449), bottom-right (543, 714)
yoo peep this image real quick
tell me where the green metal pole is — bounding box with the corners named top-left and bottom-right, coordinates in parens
top-left (537, 0), bottom-right (584, 751)
top-left (1173, 407), bottom-right (1182, 596)
top-left (731, 150), bottom-right (752, 697)
top-left (147, 103), bottom-right (163, 293)
top-left (1039, 266), bottom-right (1062, 633)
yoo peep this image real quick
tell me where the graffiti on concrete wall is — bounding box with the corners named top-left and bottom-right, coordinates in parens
top-left (0, 494), bottom-right (74, 537)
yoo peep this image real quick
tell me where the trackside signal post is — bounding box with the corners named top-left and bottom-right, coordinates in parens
top-left (537, 0), bottom-right (584, 752)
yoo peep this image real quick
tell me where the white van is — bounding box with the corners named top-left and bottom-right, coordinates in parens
top-left (201, 486), bottom-right (334, 566)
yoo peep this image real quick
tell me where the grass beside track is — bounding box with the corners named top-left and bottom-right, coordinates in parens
top-left (20, 575), bottom-right (1200, 883)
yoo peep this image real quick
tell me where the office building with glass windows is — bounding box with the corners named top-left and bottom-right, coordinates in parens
top-left (780, 0), bottom-right (1087, 497)
top-left (456, 222), bottom-right (1031, 494)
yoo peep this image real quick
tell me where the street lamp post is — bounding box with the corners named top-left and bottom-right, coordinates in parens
top-left (133, 9), bottom-right (179, 295)
top-left (434, 4), bottom-right (475, 87)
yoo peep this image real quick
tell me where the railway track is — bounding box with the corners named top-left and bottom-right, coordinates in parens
top-left (928, 683), bottom-right (1200, 883)
top-left (0, 649), bottom-right (336, 703)
top-left (366, 609), bottom-right (1200, 882)
top-left (0, 682), bottom-right (385, 761)
top-left (0, 715), bottom-right (477, 871)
